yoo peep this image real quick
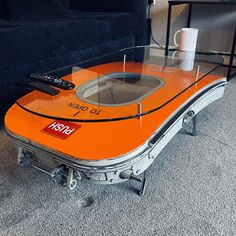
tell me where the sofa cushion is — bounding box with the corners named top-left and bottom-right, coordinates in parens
top-left (61, 0), bottom-right (70, 9)
top-left (6, 0), bottom-right (67, 21)
top-left (0, 0), bottom-right (9, 19)
top-left (0, 26), bottom-right (50, 70)
top-left (67, 10), bottom-right (130, 19)
top-left (44, 12), bottom-right (133, 57)
top-left (0, 11), bottom-right (134, 70)
top-left (71, 0), bottom-right (126, 12)
top-left (0, 19), bottom-right (9, 26)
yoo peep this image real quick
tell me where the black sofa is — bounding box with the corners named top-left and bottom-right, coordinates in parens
top-left (0, 0), bottom-right (148, 116)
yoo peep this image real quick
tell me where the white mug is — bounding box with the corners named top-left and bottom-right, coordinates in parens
top-left (174, 28), bottom-right (198, 52)
top-left (172, 51), bottom-right (196, 71)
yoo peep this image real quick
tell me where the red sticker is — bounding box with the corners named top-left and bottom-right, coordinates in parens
top-left (42, 120), bottom-right (81, 140)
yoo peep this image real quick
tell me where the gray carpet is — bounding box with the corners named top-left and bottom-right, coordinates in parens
top-left (0, 77), bottom-right (236, 236)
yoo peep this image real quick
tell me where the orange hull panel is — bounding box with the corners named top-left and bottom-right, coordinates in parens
top-left (5, 63), bottom-right (223, 160)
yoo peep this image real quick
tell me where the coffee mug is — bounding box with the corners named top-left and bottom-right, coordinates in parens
top-left (172, 51), bottom-right (196, 71)
top-left (174, 28), bottom-right (198, 52)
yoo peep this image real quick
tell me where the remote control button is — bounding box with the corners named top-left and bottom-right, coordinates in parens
top-left (29, 73), bottom-right (75, 90)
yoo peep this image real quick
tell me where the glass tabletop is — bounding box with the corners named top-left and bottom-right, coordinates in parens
top-left (14, 46), bottom-right (224, 122)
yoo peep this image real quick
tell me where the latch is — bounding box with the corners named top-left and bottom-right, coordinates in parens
top-left (183, 110), bottom-right (195, 126)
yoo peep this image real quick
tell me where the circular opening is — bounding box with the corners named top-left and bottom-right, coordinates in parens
top-left (76, 72), bottom-right (165, 107)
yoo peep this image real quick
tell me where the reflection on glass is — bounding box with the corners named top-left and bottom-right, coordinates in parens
top-left (172, 51), bottom-right (196, 71)
top-left (76, 72), bottom-right (164, 106)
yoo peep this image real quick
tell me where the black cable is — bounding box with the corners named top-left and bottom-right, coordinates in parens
top-left (148, 4), bottom-right (165, 49)
top-left (151, 30), bottom-right (165, 49)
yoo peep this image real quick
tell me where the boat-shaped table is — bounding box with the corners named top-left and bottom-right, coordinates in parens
top-left (4, 46), bottom-right (227, 195)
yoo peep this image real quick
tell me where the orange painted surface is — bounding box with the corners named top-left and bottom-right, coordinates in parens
top-left (5, 62), bottom-right (224, 160)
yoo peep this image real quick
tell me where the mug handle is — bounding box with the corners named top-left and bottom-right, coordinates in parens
top-left (171, 51), bottom-right (179, 66)
top-left (174, 30), bottom-right (181, 47)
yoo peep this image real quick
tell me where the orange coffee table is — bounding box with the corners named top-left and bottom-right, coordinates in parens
top-left (4, 46), bottom-right (227, 195)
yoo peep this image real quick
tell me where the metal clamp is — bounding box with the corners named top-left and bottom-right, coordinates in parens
top-left (183, 110), bottom-right (195, 126)
top-left (52, 166), bottom-right (81, 190)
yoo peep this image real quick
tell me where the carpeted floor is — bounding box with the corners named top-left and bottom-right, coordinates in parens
top-left (0, 75), bottom-right (236, 236)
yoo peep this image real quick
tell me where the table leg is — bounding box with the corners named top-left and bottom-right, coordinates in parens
top-left (227, 26), bottom-right (236, 81)
top-left (139, 171), bottom-right (147, 197)
top-left (192, 115), bottom-right (197, 137)
top-left (165, 4), bottom-right (172, 56)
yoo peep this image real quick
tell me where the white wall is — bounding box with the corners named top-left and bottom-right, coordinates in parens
top-left (151, 1), bottom-right (236, 54)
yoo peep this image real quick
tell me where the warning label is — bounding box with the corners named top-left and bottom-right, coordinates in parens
top-left (42, 120), bottom-right (81, 140)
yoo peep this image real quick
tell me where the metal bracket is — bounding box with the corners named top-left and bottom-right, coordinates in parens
top-left (17, 148), bottom-right (32, 167)
top-left (17, 147), bottom-right (81, 190)
top-left (183, 110), bottom-right (198, 136)
top-left (120, 170), bottom-right (147, 197)
top-left (66, 168), bottom-right (81, 190)
top-left (51, 166), bottom-right (81, 190)
top-left (183, 110), bottom-right (195, 127)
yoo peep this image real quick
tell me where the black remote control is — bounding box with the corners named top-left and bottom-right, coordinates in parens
top-left (29, 73), bottom-right (75, 90)
top-left (17, 80), bottom-right (60, 96)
